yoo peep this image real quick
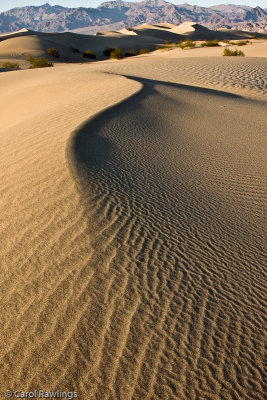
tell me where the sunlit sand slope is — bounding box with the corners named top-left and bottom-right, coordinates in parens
top-left (0, 66), bottom-right (140, 394)
top-left (0, 53), bottom-right (266, 400)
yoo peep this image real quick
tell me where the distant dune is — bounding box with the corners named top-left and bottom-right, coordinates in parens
top-left (0, 21), bottom-right (266, 400)
top-left (0, 23), bottom-right (266, 67)
top-left (170, 21), bottom-right (209, 34)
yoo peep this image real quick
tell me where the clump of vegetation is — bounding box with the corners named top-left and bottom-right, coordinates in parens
top-left (110, 48), bottom-right (124, 60)
top-left (139, 48), bottom-right (150, 55)
top-left (47, 48), bottom-right (60, 58)
top-left (251, 35), bottom-right (258, 39)
top-left (165, 40), bottom-right (172, 45)
top-left (222, 39), bottom-right (230, 43)
top-left (155, 45), bottom-right (165, 50)
top-left (237, 40), bottom-right (250, 46)
top-left (103, 47), bottom-right (115, 57)
top-left (2, 62), bottom-right (20, 70)
top-left (28, 55), bottom-right (53, 68)
top-left (83, 50), bottom-right (96, 59)
top-left (71, 47), bottom-right (80, 53)
top-left (185, 39), bottom-right (196, 48)
top-left (178, 39), bottom-right (196, 50)
top-left (201, 40), bottom-right (220, 47)
top-left (124, 49), bottom-right (136, 57)
top-left (223, 48), bottom-right (245, 56)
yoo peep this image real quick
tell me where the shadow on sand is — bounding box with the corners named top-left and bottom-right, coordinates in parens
top-left (68, 76), bottom-right (243, 178)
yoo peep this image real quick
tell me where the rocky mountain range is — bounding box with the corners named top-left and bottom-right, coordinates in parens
top-left (0, 0), bottom-right (266, 34)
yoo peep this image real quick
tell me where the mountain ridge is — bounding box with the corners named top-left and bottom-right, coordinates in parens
top-left (0, 1), bottom-right (266, 34)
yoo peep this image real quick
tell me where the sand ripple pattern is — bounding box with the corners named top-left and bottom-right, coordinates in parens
top-left (0, 64), bottom-right (266, 400)
top-left (67, 80), bottom-right (266, 399)
top-left (95, 56), bottom-right (267, 99)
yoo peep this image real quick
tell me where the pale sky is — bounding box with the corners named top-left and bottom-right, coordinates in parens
top-left (0, 1), bottom-right (266, 13)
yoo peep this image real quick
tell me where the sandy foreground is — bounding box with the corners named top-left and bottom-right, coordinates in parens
top-left (0, 45), bottom-right (266, 400)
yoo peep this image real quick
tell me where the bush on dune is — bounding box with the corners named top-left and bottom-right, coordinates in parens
top-left (28, 55), bottom-right (53, 68)
top-left (184, 39), bottom-right (196, 48)
top-left (103, 47), bottom-right (115, 57)
top-left (237, 40), bottom-right (250, 46)
top-left (223, 48), bottom-right (245, 56)
top-left (2, 62), bottom-right (20, 70)
top-left (47, 47), bottom-right (60, 58)
top-left (178, 39), bottom-right (196, 50)
top-left (124, 49), bottom-right (136, 57)
top-left (139, 48), bottom-right (150, 54)
top-left (110, 48), bottom-right (124, 60)
top-left (83, 50), bottom-right (96, 59)
top-left (201, 40), bottom-right (220, 47)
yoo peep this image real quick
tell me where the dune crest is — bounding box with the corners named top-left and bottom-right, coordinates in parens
top-left (0, 34), bottom-right (266, 399)
top-left (118, 28), bottom-right (138, 35)
top-left (170, 21), bottom-right (210, 34)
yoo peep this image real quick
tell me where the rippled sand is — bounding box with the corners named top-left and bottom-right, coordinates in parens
top-left (0, 49), bottom-right (266, 399)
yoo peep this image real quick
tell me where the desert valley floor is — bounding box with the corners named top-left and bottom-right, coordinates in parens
top-left (0, 36), bottom-right (266, 399)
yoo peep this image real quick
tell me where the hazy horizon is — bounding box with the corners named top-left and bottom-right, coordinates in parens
top-left (0, 0), bottom-right (266, 13)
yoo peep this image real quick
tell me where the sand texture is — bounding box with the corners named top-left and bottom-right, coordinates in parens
top-left (0, 38), bottom-right (266, 400)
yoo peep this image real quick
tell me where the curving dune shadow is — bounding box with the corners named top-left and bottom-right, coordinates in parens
top-left (66, 77), bottom-right (266, 399)
top-left (69, 77), bottom-right (242, 172)
top-left (71, 113), bottom-right (114, 169)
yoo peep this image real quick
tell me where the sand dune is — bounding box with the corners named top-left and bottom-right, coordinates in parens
top-left (1, 24), bottom-right (265, 67)
top-left (118, 28), bottom-right (138, 35)
top-left (170, 21), bottom-right (210, 34)
top-left (0, 28), bottom-right (34, 41)
top-left (0, 35), bottom-right (266, 400)
top-left (0, 29), bottom-right (159, 62)
top-left (94, 53), bottom-right (267, 99)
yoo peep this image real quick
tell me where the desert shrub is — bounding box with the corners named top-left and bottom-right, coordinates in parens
top-left (103, 47), bottom-right (115, 57)
top-left (251, 35), bottom-right (258, 39)
top-left (71, 47), bottom-right (80, 53)
top-left (176, 40), bottom-right (183, 45)
top-left (178, 40), bottom-right (195, 50)
top-left (139, 48), bottom-right (149, 54)
top-left (2, 62), bottom-right (20, 70)
top-left (47, 48), bottom-right (60, 58)
top-left (83, 50), bottom-right (96, 59)
top-left (201, 40), bottom-right (220, 47)
top-left (124, 49), bottom-right (136, 57)
top-left (237, 40), bottom-right (249, 46)
top-left (165, 40), bottom-right (172, 45)
top-left (110, 48), bottom-right (124, 60)
top-left (28, 55), bottom-right (53, 68)
top-left (184, 39), bottom-right (196, 48)
top-left (223, 48), bottom-right (245, 56)
top-left (155, 45), bottom-right (164, 50)
top-left (222, 39), bottom-right (230, 43)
